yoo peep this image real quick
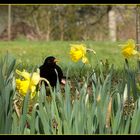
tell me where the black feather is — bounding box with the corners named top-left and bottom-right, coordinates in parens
top-left (39, 56), bottom-right (64, 88)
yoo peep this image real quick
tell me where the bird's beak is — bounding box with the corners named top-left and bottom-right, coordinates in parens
top-left (54, 58), bottom-right (59, 63)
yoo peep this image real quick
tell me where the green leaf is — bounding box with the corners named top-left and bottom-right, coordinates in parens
top-left (124, 116), bottom-right (131, 134)
top-left (30, 103), bottom-right (39, 134)
top-left (20, 92), bottom-right (30, 133)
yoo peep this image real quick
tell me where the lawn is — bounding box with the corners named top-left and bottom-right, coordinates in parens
top-left (0, 40), bottom-right (134, 67)
top-left (0, 39), bottom-right (138, 77)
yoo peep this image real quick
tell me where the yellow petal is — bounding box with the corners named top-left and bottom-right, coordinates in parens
top-left (16, 69), bottom-right (30, 80)
top-left (30, 85), bottom-right (36, 93)
top-left (120, 39), bottom-right (135, 49)
top-left (16, 79), bottom-right (21, 90)
top-left (30, 92), bottom-right (36, 99)
top-left (132, 50), bottom-right (138, 55)
top-left (82, 56), bottom-right (89, 64)
top-left (127, 39), bottom-right (135, 49)
top-left (18, 80), bottom-right (30, 96)
top-left (31, 72), bottom-right (40, 85)
top-left (16, 79), bottom-right (36, 99)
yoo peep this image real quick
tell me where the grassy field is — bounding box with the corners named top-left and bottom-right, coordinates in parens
top-left (0, 39), bottom-right (138, 76)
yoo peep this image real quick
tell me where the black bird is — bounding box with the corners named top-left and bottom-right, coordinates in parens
top-left (39, 56), bottom-right (66, 88)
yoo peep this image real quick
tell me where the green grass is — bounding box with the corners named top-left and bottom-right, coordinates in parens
top-left (0, 39), bottom-right (138, 76)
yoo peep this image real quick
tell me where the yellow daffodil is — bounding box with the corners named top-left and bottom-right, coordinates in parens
top-left (121, 39), bottom-right (138, 59)
top-left (70, 44), bottom-right (88, 63)
top-left (15, 69), bottom-right (40, 99)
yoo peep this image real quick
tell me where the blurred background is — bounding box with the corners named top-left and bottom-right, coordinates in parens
top-left (0, 5), bottom-right (138, 42)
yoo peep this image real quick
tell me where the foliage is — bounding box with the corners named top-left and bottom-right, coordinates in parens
top-left (0, 53), bottom-right (16, 133)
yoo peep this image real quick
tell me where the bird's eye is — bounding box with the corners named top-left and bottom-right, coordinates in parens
top-left (48, 59), bottom-right (55, 63)
top-left (48, 60), bottom-right (51, 63)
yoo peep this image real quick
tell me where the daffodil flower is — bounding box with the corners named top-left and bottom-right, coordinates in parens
top-left (15, 69), bottom-right (40, 99)
top-left (120, 39), bottom-right (139, 59)
top-left (70, 44), bottom-right (89, 64)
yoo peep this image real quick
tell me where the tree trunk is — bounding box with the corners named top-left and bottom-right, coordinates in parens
top-left (108, 9), bottom-right (116, 42)
top-left (59, 15), bottom-right (64, 41)
top-left (136, 5), bottom-right (140, 50)
top-left (136, 5), bottom-right (140, 71)
top-left (46, 11), bottom-right (51, 41)
top-left (8, 4), bottom-right (11, 41)
top-left (32, 14), bottom-right (42, 38)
